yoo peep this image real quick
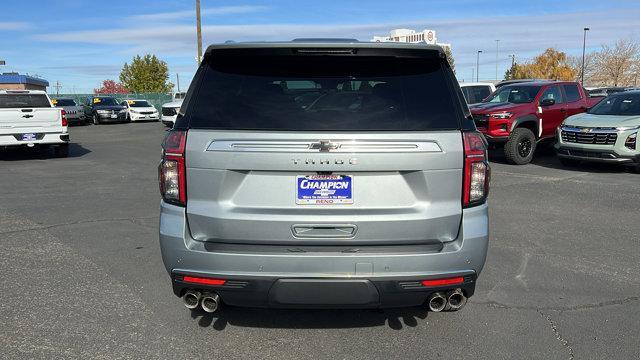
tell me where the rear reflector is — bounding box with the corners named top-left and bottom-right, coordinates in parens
top-left (182, 276), bottom-right (226, 286)
top-left (421, 277), bottom-right (465, 287)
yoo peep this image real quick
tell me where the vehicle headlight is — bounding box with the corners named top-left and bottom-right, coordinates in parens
top-left (489, 112), bottom-right (513, 119)
top-left (96, 110), bottom-right (110, 114)
top-left (616, 125), bottom-right (640, 131)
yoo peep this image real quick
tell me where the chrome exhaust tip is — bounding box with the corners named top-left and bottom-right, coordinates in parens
top-left (427, 292), bottom-right (447, 312)
top-left (446, 289), bottom-right (467, 311)
top-left (200, 292), bottom-right (221, 313)
top-left (183, 290), bottom-right (201, 310)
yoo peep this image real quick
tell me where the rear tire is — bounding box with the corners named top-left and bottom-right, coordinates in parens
top-left (53, 144), bottom-right (69, 158)
top-left (504, 128), bottom-right (536, 165)
top-left (559, 158), bottom-right (581, 167)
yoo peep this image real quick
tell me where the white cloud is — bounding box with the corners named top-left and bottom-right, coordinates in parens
top-left (33, 7), bottom-right (640, 77)
top-left (128, 5), bottom-right (268, 21)
top-left (0, 22), bottom-right (29, 30)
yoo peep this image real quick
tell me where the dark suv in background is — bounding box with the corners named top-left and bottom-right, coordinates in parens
top-left (158, 40), bottom-right (490, 314)
top-left (83, 96), bottom-right (127, 124)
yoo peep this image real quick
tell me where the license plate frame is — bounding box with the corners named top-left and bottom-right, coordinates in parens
top-left (21, 133), bottom-right (37, 141)
top-left (296, 174), bottom-right (353, 205)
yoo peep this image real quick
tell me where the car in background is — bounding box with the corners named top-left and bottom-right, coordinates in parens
top-left (459, 82), bottom-right (496, 105)
top-left (159, 40), bottom-right (490, 314)
top-left (470, 80), bottom-right (603, 164)
top-left (0, 90), bottom-right (69, 157)
top-left (556, 90), bottom-right (640, 172)
top-left (120, 99), bottom-right (159, 122)
top-left (83, 96), bottom-right (127, 125)
top-left (160, 99), bottom-right (182, 127)
top-left (52, 98), bottom-right (87, 125)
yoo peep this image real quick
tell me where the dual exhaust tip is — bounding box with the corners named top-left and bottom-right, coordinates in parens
top-left (183, 290), bottom-right (221, 313)
top-left (427, 289), bottom-right (466, 312)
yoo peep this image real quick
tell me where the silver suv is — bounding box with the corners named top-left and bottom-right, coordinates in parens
top-left (158, 40), bottom-right (490, 314)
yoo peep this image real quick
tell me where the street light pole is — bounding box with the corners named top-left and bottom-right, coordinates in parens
top-left (196, 0), bottom-right (203, 65)
top-left (495, 40), bottom-right (500, 81)
top-left (581, 27), bottom-right (590, 86)
top-left (476, 50), bottom-right (482, 82)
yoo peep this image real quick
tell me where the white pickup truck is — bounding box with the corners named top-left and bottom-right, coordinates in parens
top-left (0, 90), bottom-right (70, 157)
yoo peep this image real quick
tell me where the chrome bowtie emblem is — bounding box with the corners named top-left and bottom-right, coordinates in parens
top-left (580, 128), bottom-right (591, 133)
top-left (309, 140), bottom-right (340, 152)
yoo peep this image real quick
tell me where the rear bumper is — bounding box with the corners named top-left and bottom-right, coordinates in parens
top-left (159, 202), bottom-right (489, 308)
top-left (0, 132), bottom-right (69, 147)
top-left (556, 147), bottom-right (639, 164)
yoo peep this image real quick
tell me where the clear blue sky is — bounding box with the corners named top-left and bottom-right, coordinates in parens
top-left (1, 0), bottom-right (639, 93)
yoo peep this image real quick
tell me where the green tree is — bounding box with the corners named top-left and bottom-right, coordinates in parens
top-left (119, 54), bottom-right (174, 93)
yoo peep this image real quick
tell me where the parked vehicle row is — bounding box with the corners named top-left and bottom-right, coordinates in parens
top-left (464, 80), bottom-right (639, 172)
top-left (51, 96), bottom-right (162, 125)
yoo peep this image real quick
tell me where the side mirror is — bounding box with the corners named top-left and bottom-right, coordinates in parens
top-left (540, 98), bottom-right (555, 106)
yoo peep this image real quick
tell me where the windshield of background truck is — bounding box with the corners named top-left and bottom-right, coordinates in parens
top-left (485, 85), bottom-right (542, 104)
top-left (188, 54), bottom-right (460, 131)
top-left (588, 92), bottom-right (640, 116)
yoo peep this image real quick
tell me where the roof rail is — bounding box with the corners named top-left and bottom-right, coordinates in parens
top-left (291, 38), bottom-right (359, 43)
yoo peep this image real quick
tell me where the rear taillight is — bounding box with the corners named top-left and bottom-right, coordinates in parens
top-left (159, 130), bottom-right (187, 206)
top-left (61, 109), bottom-right (68, 127)
top-left (462, 131), bottom-right (490, 207)
top-left (182, 276), bottom-right (226, 286)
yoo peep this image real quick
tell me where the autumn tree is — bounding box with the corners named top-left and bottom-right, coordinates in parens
top-left (119, 54), bottom-right (173, 93)
top-left (443, 46), bottom-right (455, 74)
top-left (510, 48), bottom-right (577, 81)
top-left (592, 39), bottom-right (639, 86)
top-left (94, 79), bottom-right (129, 94)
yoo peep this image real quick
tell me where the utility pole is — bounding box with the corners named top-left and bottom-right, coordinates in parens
top-left (581, 27), bottom-right (590, 86)
top-left (54, 80), bottom-right (62, 96)
top-left (476, 50), bottom-right (482, 82)
top-left (196, 0), bottom-right (203, 65)
top-left (176, 73), bottom-right (180, 93)
top-left (495, 40), bottom-right (500, 81)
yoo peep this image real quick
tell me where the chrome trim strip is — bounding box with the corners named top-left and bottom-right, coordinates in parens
top-left (206, 140), bottom-right (443, 153)
top-left (560, 125), bottom-right (618, 134)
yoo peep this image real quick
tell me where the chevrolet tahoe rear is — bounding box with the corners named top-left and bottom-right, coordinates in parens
top-left (158, 41), bottom-right (490, 313)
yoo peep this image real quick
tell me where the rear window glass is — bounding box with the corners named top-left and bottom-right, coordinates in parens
top-left (187, 54), bottom-right (460, 131)
top-left (0, 94), bottom-right (51, 108)
top-left (54, 99), bottom-right (76, 106)
top-left (461, 85), bottom-right (492, 104)
top-left (563, 85), bottom-right (581, 102)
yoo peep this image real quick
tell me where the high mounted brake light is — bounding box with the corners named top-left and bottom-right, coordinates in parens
top-left (462, 131), bottom-right (490, 207)
top-left (159, 130), bottom-right (187, 206)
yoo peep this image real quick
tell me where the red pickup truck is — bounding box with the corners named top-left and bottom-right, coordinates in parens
top-left (469, 81), bottom-right (602, 164)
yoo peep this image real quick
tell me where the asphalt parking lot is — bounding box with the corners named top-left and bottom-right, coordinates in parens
top-left (1, 122), bottom-right (638, 359)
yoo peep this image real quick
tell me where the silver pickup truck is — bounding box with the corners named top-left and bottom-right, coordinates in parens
top-left (53, 98), bottom-right (87, 125)
top-left (0, 90), bottom-right (70, 157)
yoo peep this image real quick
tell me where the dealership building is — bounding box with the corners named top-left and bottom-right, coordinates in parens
top-left (0, 73), bottom-right (49, 91)
top-left (371, 28), bottom-right (451, 49)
